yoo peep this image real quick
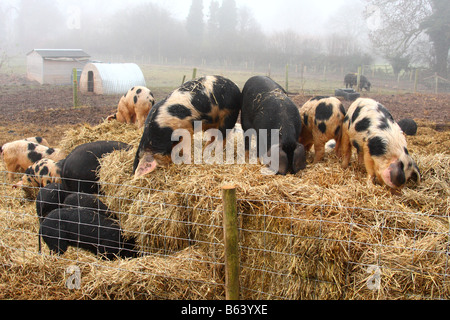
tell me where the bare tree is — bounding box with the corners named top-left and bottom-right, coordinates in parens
top-left (365, 0), bottom-right (449, 77)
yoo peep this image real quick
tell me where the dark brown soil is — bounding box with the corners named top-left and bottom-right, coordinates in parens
top-left (0, 73), bottom-right (448, 147)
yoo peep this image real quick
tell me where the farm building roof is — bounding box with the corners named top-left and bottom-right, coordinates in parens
top-left (27, 49), bottom-right (91, 59)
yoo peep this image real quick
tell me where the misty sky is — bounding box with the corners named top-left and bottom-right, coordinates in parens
top-left (44, 0), bottom-right (360, 35)
top-left (162, 0), bottom-right (354, 33)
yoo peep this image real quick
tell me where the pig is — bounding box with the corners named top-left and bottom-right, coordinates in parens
top-left (24, 136), bottom-right (50, 147)
top-left (106, 86), bottom-right (155, 128)
top-left (39, 208), bottom-right (137, 260)
top-left (298, 96), bottom-right (346, 163)
top-left (133, 75), bottom-right (242, 177)
top-left (63, 193), bottom-right (110, 217)
top-left (344, 73), bottom-right (371, 91)
top-left (13, 158), bottom-right (63, 189)
top-left (61, 141), bottom-right (131, 194)
top-left (397, 118), bottom-right (418, 136)
top-left (241, 76), bottom-right (306, 175)
top-left (1, 140), bottom-right (65, 181)
top-left (341, 98), bottom-right (420, 189)
top-left (36, 183), bottom-right (69, 222)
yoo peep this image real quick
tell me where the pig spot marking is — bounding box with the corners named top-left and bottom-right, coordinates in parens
top-left (318, 123), bottom-right (327, 134)
top-left (339, 104), bottom-right (346, 116)
top-left (303, 114), bottom-right (309, 127)
top-left (46, 148), bottom-right (55, 155)
top-left (315, 103), bottom-right (333, 121)
top-left (28, 151), bottom-right (42, 163)
top-left (377, 103), bottom-right (394, 122)
top-left (40, 166), bottom-right (49, 176)
top-left (168, 104), bottom-right (193, 119)
top-left (352, 140), bottom-right (361, 153)
top-left (28, 143), bottom-right (36, 151)
top-left (134, 96), bottom-right (138, 104)
top-left (351, 106), bottom-right (362, 123)
top-left (368, 136), bottom-right (387, 157)
top-left (136, 89), bottom-right (142, 94)
top-left (355, 117), bottom-right (371, 132)
top-left (378, 119), bottom-right (390, 131)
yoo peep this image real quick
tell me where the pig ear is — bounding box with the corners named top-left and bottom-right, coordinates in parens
top-left (292, 143), bottom-right (306, 174)
top-left (134, 154), bottom-right (158, 178)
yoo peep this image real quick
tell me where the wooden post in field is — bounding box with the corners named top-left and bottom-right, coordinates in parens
top-left (181, 75), bottom-right (186, 85)
top-left (356, 66), bottom-right (362, 92)
top-left (222, 184), bottom-right (239, 300)
top-left (414, 69), bottom-right (419, 93)
top-left (72, 68), bottom-right (79, 107)
top-left (285, 64), bottom-right (289, 93)
top-left (192, 68), bottom-right (197, 80)
top-left (435, 72), bottom-right (439, 94)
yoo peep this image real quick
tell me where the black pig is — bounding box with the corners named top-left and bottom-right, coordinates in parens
top-left (241, 76), bottom-right (306, 175)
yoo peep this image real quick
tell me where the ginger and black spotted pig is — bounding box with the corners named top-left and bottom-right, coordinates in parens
top-left (341, 98), bottom-right (420, 189)
top-left (14, 158), bottom-right (63, 189)
top-left (298, 96), bottom-right (346, 163)
top-left (107, 86), bottom-right (155, 128)
top-left (133, 75), bottom-right (242, 177)
top-left (1, 139), bottom-right (65, 181)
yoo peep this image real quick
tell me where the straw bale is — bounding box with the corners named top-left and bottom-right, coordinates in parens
top-left (1, 119), bottom-right (449, 299)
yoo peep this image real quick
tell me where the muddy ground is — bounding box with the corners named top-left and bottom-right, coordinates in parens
top-left (0, 73), bottom-right (448, 147)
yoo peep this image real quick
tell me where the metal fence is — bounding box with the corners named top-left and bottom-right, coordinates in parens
top-left (1, 167), bottom-right (449, 300)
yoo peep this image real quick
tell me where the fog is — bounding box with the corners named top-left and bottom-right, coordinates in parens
top-left (0, 0), bottom-right (445, 75)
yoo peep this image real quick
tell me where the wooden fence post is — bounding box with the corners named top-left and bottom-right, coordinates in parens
top-left (72, 68), bottom-right (79, 107)
top-left (356, 66), bottom-right (362, 92)
top-left (414, 69), bottom-right (419, 93)
top-left (222, 184), bottom-right (239, 300)
top-left (192, 68), bottom-right (197, 80)
top-left (285, 64), bottom-right (289, 93)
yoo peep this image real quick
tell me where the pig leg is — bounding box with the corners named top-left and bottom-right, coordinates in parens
top-left (312, 139), bottom-right (326, 163)
top-left (340, 132), bottom-right (352, 169)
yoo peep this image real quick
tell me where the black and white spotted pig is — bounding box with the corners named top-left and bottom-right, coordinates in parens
top-left (61, 141), bottom-right (131, 194)
top-left (341, 98), bottom-right (420, 189)
top-left (107, 86), bottom-right (155, 128)
top-left (241, 76), bottom-right (306, 175)
top-left (133, 75), bottom-right (242, 177)
top-left (298, 96), bottom-right (346, 163)
top-left (39, 208), bottom-right (137, 260)
top-left (1, 140), bottom-right (65, 181)
top-left (14, 158), bottom-right (64, 189)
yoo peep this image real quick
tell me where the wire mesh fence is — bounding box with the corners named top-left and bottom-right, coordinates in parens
top-left (1, 163), bottom-right (449, 300)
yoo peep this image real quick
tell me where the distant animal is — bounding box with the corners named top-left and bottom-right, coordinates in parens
top-left (397, 118), bottom-right (418, 136)
top-left (241, 76), bottom-right (306, 175)
top-left (133, 75), bottom-right (242, 178)
top-left (13, 158), bottom-right (63, 189)
top-left (298, 96), bottom-right (346, 163)
top-left (61, 140), bottom-right (131, 194)
top-left (107, 86), bottom-right (155, 128)
top-left (1, 140), bottom-right (65, 181)
top-left (344, 73), bottom-right (371, 91)
top-left (39, 208), bottom-right (137, 260)
top-left (341, 98), bottom-right (420, 189)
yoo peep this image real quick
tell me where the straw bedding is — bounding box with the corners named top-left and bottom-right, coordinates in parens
top-left (0, 119), bottom-right (449, 299)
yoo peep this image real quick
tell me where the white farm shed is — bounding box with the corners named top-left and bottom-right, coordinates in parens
top-left (79, 63), bottom-right (147, 95)
top-left (26, 49), bottom-right (90, 85)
